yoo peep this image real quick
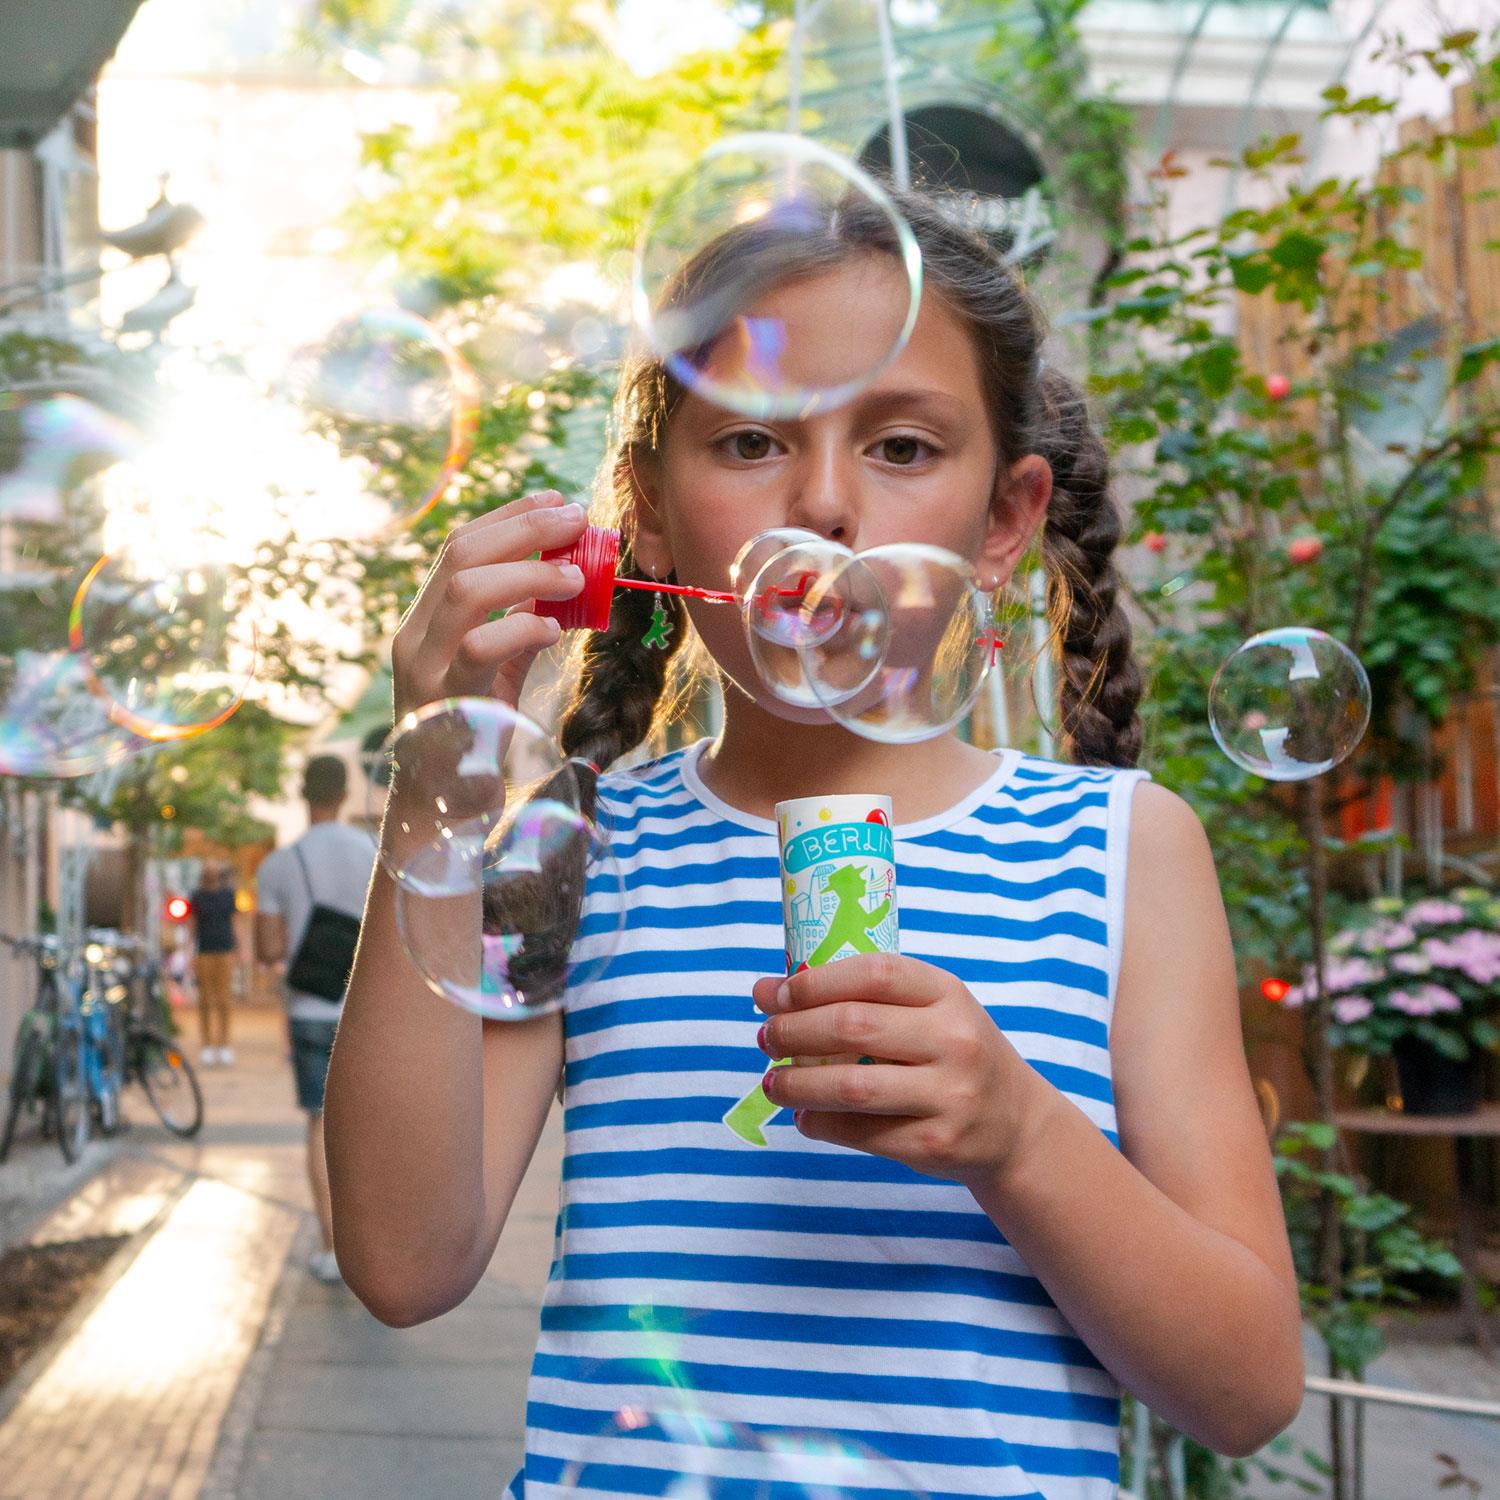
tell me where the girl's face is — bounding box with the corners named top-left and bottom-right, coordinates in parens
top-left (631, 254), bottom-right (1051, 721)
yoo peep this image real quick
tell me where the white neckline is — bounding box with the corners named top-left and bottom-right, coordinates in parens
top-left (677, 738), bottom-right (1021, 839)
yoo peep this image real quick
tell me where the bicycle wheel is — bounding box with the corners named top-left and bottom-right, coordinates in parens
top-left (0, 1017), bottom-right (44, 1162)
top-left (52, 1019), bottom-right (89, 1164)
top-left (132, 1027), bottom-right (203, 1138)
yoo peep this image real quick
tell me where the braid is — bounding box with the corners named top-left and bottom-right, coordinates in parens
top-left (1032, 365), bottom-right (1143, 768)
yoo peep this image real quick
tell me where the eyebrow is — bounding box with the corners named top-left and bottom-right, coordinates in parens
top-left (848, 388), bottom-right (970, 424)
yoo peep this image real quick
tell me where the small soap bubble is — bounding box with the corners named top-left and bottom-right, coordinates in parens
top-left (1208, 627), bottom-right (1371, 781)
top-left (394, 800), bottom-right (623, 1020)
top-left (285, 308), bottom-right (480, 537)
top-left (69, 555), bottom-right (256, 743)
top-left (758, 1430), bottom-right (929, 1500)
top-left (374, 698), bottom-right (577, 895)
top-left (635, 132), bottom-right (922, 418)
top-left (735, 531), bottom-right (860, 709)
top-left (0, 392), bottom-right (136, 528)
top-left (800, 544), bottom-right (992, 743)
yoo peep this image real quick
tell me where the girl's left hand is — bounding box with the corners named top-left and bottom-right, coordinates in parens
top-left (752, 952), bottom-right (1049, 1186)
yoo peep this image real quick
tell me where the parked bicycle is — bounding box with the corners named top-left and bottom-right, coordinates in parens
top-left (1, 933), bottom-right (89, 1163)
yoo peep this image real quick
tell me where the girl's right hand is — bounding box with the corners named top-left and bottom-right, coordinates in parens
top-left (391, 491), bottom-right (589, 722)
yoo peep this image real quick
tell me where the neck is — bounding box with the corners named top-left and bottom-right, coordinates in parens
top-left (696, 678), bottom-right (1002, 825)
top-left (307, 805), bottom-right (340, 826)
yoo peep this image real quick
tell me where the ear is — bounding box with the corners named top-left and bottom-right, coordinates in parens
top-left (622, 442), bottom-right (673, 577)
top-left (977, 453), bottom-right (1051, 591)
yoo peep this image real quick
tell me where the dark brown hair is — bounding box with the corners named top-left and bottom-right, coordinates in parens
top-left (555, 186), bottom-right (1143, 802)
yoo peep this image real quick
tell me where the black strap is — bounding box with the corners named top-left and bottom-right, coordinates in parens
top-left (292, 841), bottom-right (318, 909)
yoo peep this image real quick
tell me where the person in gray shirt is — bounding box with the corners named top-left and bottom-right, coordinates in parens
top-left (256, 754), bottom-right (376, 1283)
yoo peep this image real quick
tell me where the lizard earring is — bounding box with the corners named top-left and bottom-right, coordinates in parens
top-left (641, 565), bottom-right (673, 651)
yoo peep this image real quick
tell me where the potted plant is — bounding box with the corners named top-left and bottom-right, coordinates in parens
top-left (1283, 888), bottom-right (1500, 1114)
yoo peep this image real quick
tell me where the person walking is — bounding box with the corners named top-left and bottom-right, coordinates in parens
top-left (255, 755), bottom-right (377, 1284)
top-left (189, 860), bottom-right (239, 1067)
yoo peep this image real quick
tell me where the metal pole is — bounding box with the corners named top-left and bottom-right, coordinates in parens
top-left (1029, 569), bottom-right (1055, 758)
top-left (873, 0), bottom-right (910, 190)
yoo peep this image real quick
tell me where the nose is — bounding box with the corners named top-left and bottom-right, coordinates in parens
top-left (784, 443), bottom-right (858, 548)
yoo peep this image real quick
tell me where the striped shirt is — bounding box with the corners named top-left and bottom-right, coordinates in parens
top-left (504, 739), bottom-right (1149, 1500)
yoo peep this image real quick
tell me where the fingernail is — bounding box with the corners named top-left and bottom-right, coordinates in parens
top-left (775, 981), bottom-right (790, 1010)
top-left (559, 563), bottom-right (584, 584)
top-left (559, 502), bottom-right (586, 522)
top-left (762, 1070), bottom-right (778, 1097)
top-left (543, 615), bottom-right (562, 638)
top-left (793, 1108), bottom-right (806, 1128)
top-left (756, 1023), bottom-right (768, 1052)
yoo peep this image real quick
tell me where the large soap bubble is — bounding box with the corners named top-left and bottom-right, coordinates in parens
top-left (0, 650), bottom-right (142, 779)
top-left (394, 798), bottom-right (623, 1019)
top-left (285, 308), bottom-right (480, 537)
top-left (69, 555), bottom-right (256, 743)
top-left (0, 392), bottom-right (136, 528)
top-left (1208, 626), bottom-right (1371, 781)
top-left (800, 544), bottom-right (994, 743)
top-left (635, 132), bottom-right (922, 419)
top-left (375, 698), bottom-right (578, 895)
top-left (758, 1430), bottom-right (929, 1499)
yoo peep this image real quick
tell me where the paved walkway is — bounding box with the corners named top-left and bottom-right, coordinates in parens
top-left (3, 1001), bottom-right (1500, 1498)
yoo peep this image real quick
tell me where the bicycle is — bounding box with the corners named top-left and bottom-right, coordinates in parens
top-left (105, 934), bottom-right (203, 1138)
top-left (1, 934), bottom-right (90, 1164)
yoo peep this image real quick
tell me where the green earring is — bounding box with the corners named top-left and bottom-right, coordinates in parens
top-left (641, 572), bottom-right (673, 651)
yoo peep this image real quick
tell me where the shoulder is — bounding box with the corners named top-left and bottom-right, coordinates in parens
top-left (257, 847), bottom-right (291, 884)
top-left (1125, 782), bottom-right (1211, 870)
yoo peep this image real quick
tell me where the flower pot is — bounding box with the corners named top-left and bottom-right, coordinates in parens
top-left (1392, 1036), bottom-right (1485, 1116)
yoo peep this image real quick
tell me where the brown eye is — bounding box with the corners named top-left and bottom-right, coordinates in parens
top-left (731, 431), bottom-right (773, 460)
top-left (880, 436), bottom-right (925, 465)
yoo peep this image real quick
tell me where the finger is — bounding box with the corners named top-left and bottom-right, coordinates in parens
top-left (759, 1000), bottom-right (936, 1066)
top-left (401, 491), bottom-right (569, 639)
top-left (753, 953), bottom-right (950, 1015)
top-left (445, 611), bottom-right (563, 694)
top-left (760, 1059), bottom-right (935, 1118)
top-left (402, 495), bottom-right (582, 646)
top-left (794, 1109), bottom-right (929, 1161)
top-left (424, 557), bottom-right (584, 670)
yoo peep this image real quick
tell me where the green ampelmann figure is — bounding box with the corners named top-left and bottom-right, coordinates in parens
top-left (641, 600), bottom-right (673, 650)
top-left (809, 864), bottom-right (891, 965)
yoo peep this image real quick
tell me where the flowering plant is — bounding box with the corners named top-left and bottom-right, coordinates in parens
top-left (1283, 888), bottom-right (1500, 1060)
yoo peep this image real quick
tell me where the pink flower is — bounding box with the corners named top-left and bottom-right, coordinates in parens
top-left (1392, 951), bottom-right (1433, 975)
top-left (1424, 931), bottom-right (1500, 986)
top-left (1407, 899), bottom-right (1466, 926)
top-left (1326, 956), bottom-right (1381, 992)
top-left (1387, 983), bottom-right (1463, 1016)
top-left (1333, 996), bottom-right (1373, 1024)
top-left (1358, 922), bottom-right (1417, 953)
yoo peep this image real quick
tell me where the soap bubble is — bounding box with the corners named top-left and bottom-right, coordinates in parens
top-left (394, 798), bottom-right (623, 1020)
top-left (69, 555), bottom-right (256, 743)
top-left (733, 530), bottom-right (860, 708)
top-left (558, 1407), bottom-right (766, 1498)
top-left (0, 392), bottom-right (136, 528)
top-left (635, 132), bottom-right (922, 419)
top-left (1208, 627), bottom-right (1371, 781)
top-left (800, 544), bottom-right (994, 743)
top-left (0, 650), bottom-right (143, 779)
top-left (285, 308), bottom-right (481, 537)
top-left (375, 698), bottom-right (578, 895)
top-left (758, 1430), bottom-right (929, 1499)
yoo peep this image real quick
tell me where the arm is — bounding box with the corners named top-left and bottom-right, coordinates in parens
top-left (254, 911), bottom-right (287, 965)
top-left (965, 782), bottom-right (1302, 1453)
top-left (754, 781), bottom-right (1302, 1456)
top-left (321, 490), bottom-right (591, 1327)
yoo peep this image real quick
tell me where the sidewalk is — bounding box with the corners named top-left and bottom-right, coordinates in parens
top-left (0, 1003), bottom-right (560, 1500)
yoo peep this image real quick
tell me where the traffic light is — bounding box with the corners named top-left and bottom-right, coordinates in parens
top-left (165, 895), bottom-right (191, 923)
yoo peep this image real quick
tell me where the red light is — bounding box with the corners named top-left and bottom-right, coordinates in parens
top-left (1261, 977), bottom-right (1291, 1004)
top-left (166, 896), bottom-right (191, 922)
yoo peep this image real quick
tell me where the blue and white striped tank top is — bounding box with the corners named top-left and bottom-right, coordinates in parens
top-left (505, 739), bottom-right (1149, 1500)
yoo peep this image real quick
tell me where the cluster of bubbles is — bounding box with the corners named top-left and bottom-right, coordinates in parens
top-left (557, 1407), bottom-right (928, 1499)
top-left (0, 308), bottom-right (481, 783)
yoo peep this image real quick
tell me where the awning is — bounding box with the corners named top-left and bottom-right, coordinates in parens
top-left (0, 0), bottom-right (148, 148)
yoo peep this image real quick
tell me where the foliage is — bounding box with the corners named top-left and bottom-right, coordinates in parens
top-left (1280, 886), bottom-right (1500, 1060)
top-left (1092, 32), bottom-right (1500, 983)
top-left (1275, 1120), bottom-right (1460, 1376)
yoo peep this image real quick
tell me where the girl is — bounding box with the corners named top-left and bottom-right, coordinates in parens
top-left (325, 188), bottom-right (1304, 1499)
